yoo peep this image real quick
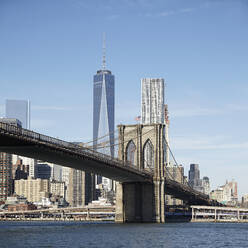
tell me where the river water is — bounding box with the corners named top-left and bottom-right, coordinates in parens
top-left (0, 221), bottom-right (247, 248)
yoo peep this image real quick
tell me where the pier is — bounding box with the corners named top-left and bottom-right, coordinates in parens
top-left (191, 205), bottom-right (248, 222)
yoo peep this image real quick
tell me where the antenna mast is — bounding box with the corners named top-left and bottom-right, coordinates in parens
top-left (102, 32), bottom-right (106, 70)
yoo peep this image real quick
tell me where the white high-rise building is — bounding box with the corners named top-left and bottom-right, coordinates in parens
top-left (141, 78), bottom-right (165, 125)
top-left (23, 157), bottom-right (37, 178)
top-left (12, 155), bottom-right (37, 178)
top-left (141, 78), bottom-right (170, 166)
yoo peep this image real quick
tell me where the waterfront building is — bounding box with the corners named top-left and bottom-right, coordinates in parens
top-left (141, 78), bottom-right (165, 125)
top-left (0, 153), bottom-right (12, 201)
top-left (12, 159), bottom-right (29, 180)
top-left (202, 176), bottom-right (210, 195)
top-left (50, 180), bottom-right (65, 198)
top-left (242, 194), bottom-right (248, 208)
top-left (210, 187), bottom-right (224, 203)
top-left (15, 177), bottom-right (50, 203)
top-left (210, 179), bottom-right (238, 205)
top-left (22, 157), bottom-right (37, 178)
top-left (67, 169), bottom-right (87, 207)
top-left (8, 203), bottom-right (37, 211)
top-left (93, 36), bottom-right (115, 192)
top-left (0, 118), bottom-right (22, 201)
top-left (37, 162), bottom-right (51, 179)
top-left (5, 195), bottom-right (27, 205)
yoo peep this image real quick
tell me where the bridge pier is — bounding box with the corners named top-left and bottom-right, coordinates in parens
top-left (115, 179), bottom-right (165, 223)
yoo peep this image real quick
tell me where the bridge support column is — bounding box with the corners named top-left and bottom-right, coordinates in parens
top-left (115, 180), bottom-right (165, 223)
top-left (153, 178), bottom-right (165, 223)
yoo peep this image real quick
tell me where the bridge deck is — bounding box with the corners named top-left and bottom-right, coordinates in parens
top-left (0, 122), bottom-right (152, 183)
top-left (0, 122), bottom-right (219, 205)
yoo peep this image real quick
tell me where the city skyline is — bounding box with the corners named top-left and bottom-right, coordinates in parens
top-left (1, 0), bottom-right (248, 197)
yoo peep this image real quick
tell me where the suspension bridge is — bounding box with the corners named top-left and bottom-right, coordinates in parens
top-left (0, 122), bottom-right (220, 223)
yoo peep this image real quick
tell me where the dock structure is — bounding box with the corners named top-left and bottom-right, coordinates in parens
top-left (191, 205), bottom-right (248, 222)
top-left (0, 206), bottom-right (115, 221)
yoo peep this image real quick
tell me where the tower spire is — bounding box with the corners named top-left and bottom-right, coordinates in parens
top-left (102, 32), bottom-right (106, 70)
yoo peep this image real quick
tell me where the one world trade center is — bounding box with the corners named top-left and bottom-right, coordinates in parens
top-left (93, 35), bottom-right (115, 191)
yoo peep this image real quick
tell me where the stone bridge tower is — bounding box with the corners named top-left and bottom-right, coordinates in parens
top-left (115, 124), bottom-right (165, 223)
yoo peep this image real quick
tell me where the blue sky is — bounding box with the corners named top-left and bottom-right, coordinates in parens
top-left (1, 0), bottom-right (248, 197)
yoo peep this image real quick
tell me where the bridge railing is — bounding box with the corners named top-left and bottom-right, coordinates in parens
top-left (0, 122), bottom-right (152, 177)
top-left (165, 177), bottom-right (210, 200)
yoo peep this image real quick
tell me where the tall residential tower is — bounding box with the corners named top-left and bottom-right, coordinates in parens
top-left (141, 78), bottom-right (170, 165)
top-left (141, 78), bottom-right (164, 125)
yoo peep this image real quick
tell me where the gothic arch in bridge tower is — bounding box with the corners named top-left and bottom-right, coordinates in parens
top-left (126, 140), bottom-right (136, 166)
top-left (143, 139), bottom-right (154, 170)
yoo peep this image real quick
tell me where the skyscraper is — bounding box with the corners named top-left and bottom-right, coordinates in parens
top-left (93, 50), bottom-right (115, 157)
top-left (5, 99), bottom-right (30, 129)
top-left (188, 163), bottom-right (204, 192)
top-left (141, 78), bottom-right (169, 168)
top-left (93, 35), bottom-right (115, 192)
top-left (68, 169), bottom-right (88, 207)
top-left (202, 176), bottom-right (210, 195)
top-left (141, 78), bottom-right (164, 125)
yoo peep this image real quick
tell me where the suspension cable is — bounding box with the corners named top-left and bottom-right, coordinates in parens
top-left (163, 135), bottom-right (192, 188)
top-left (83, 128), bottom-right (119, 145)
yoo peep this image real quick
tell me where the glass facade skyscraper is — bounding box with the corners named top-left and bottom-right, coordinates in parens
top-left (93, 68), bottom-right (115, 192)
top-left (5, 99), bottom-right (30, 129)
top-left (93, 69), bottom-right (115, 158)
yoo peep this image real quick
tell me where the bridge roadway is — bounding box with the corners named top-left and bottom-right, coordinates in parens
top-left (0, 122), bottom-right (217, 206)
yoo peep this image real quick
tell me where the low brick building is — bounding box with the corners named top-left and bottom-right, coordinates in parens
top-left (8, 203), bottom-right (37, 212)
